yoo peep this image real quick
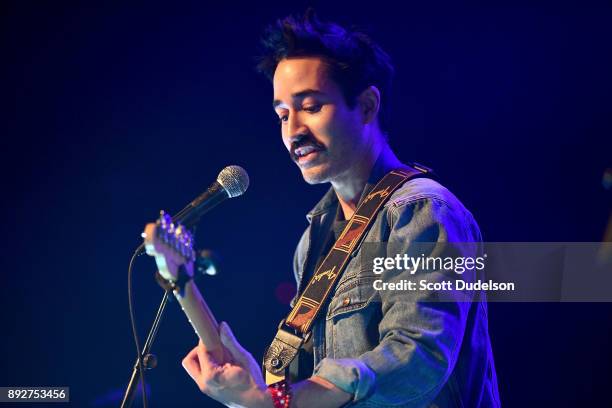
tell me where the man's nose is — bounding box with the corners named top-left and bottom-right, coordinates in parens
top-left (286, 112), bottom-right (308, 144)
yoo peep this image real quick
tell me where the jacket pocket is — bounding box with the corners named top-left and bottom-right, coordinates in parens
top-left (326, 275), bottom-right (377, 320)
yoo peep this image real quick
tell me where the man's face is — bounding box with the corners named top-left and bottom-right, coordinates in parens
top-left (273, 57), bottom-right (368, 184)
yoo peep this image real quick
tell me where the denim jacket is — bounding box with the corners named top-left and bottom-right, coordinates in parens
top-left (291, 162), bottom-right (501, 407)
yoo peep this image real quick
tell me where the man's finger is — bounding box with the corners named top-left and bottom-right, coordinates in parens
top-left (194, 339), bottom-right (226, 387)
top-left (219, 321), bottom-right (250, 367)
top-left (195, 339), bottom-right (218, 369)
top-left (182, 346), bottom-right (201, 380)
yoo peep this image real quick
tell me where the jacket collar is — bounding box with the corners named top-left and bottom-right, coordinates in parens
top-left (306, 187), bottom-right (337, 223)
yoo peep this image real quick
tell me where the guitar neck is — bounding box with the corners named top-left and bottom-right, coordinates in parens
top-left (142, 216), bottom-right (226, 362)
top-left (173, 279), bottom-right (224, 362)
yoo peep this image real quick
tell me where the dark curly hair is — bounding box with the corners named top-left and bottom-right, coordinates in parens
top-left (256, 9), bottom-right (395, 133)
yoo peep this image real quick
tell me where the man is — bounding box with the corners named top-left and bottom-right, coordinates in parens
top-left (182, 11), bottom-right (500, 407)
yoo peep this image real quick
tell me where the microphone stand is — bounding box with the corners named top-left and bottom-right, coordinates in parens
top-left (122, 211), bottom-right (202, 406)
top-left (121, 235), bottom-right (217, 408)
top-left (120, 288), bottom-right (170, 408)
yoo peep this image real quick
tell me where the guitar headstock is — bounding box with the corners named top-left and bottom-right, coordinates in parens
top-left (142, 211), bottom-right (196, 283)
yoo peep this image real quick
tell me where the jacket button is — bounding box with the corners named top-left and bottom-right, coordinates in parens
top-left (342, 297), bottom-right (351, 306)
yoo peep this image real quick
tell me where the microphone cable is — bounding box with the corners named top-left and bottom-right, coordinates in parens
top-left (127, 243), bottom-right (148, 408)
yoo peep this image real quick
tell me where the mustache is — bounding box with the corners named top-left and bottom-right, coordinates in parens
top-left (290, 135), bottom-right (325, 160)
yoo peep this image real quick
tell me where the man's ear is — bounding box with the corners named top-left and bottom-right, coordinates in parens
top-left (358, 85), bottom-right (381, 125)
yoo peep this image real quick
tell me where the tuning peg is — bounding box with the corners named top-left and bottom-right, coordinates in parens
top-left (178, 232), bottom-right (188, 255)
top-left (159, 211), bottom-right (171, 229)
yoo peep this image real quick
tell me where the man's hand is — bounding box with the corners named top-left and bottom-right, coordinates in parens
top-left (182, 321), bottom-right (271, 408)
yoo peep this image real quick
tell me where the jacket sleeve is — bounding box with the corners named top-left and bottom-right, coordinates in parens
top-left (313, 197), bottom-right (482, 407)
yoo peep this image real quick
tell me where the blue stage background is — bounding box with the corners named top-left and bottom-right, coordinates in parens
top-left (2, 1), bottom-right (611, 406)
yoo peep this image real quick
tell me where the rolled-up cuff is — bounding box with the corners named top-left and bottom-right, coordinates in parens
top-left (313, 357), bottom-right (376, 403)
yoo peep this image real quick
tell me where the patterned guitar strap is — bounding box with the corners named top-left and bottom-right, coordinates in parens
top-left (263, 164), bottom-right (433, 384)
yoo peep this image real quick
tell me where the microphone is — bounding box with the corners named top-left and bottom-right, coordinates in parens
top-left (135, 165), bottom-right (249, 256)
top-left (172, 165), bottom-right (250, 228)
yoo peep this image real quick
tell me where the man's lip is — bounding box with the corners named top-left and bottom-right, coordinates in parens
top-left (296, 149), bottom-right (323, 165)
top-left (292, 144), bottom-right (324, 160)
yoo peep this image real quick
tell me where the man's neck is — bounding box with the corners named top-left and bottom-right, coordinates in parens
top-left (332, 143), bottom-right (402, 220)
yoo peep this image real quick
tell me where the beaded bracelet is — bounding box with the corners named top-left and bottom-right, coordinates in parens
top-left (267, 379), bottom-right (291, 408)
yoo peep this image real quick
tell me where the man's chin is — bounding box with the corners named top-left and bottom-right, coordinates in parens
top-left (299, 164), bottom-right (331, 185)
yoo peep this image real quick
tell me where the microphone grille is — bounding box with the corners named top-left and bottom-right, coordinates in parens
top-left (217, 165), bottom-right (249, 198)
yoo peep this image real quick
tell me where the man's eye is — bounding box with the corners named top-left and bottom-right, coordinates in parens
top-left (303, 104), bottom-right (321, 113)
top-left (278, 114), bottom-right (288, 125)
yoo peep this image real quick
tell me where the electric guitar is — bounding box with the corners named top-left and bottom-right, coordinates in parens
top-left (142, 211), bottom-right (226, 362)
top-left (143, 211), bottom-right (287, 384)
